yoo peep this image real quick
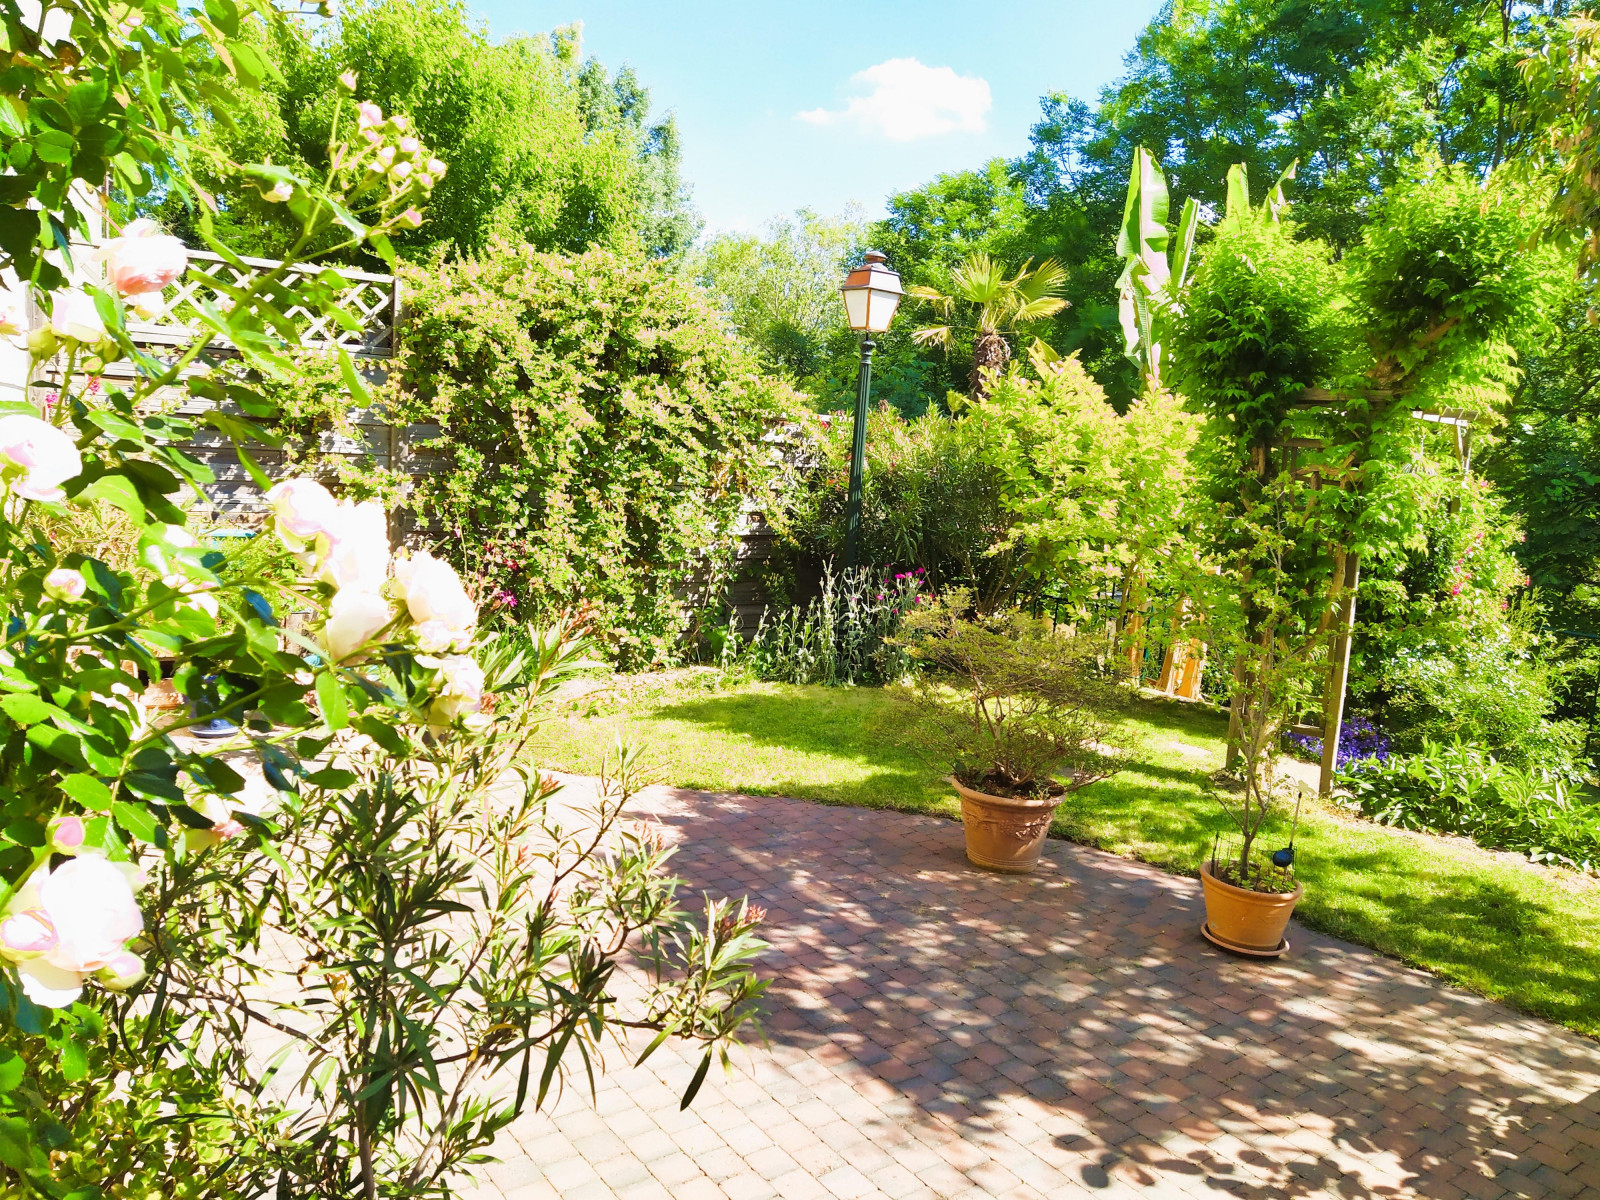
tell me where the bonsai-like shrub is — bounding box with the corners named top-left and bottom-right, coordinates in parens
top-left (891, 595), bottom-right (1130, 799)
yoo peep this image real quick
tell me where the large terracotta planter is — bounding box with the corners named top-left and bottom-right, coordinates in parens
top-left (1199, 860), bottom-right (1302, 957)
top-left (954, 780), bottom-right (1061, 874)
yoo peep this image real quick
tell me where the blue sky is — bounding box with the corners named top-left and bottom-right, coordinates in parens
top-left (473, 1), bottom-right (1165, 233)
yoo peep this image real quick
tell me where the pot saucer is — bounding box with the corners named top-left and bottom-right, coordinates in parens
top-left (1200, 921), bottom-right (1289, 959)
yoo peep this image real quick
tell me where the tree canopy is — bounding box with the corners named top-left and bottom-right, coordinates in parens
top-left (152, 0), bottom-right (697, 263)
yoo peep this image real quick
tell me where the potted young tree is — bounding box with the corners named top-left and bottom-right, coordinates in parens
top-left (894, 595), bottom-right (1129, 873)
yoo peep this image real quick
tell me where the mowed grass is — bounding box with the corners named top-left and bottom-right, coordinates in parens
top-left (535, 671), bottom-right (1600, 1039)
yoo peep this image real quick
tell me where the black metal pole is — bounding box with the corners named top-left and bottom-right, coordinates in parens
top-left (843, 334), bottom-right (875, 571)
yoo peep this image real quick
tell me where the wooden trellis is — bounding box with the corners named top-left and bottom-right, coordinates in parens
top-left (1225, 390), bottom-right (1478, 797)
top-left (126, 249), bottom-right (401, 357)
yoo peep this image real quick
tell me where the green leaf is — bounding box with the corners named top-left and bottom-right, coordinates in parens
top-left (0, 1050), bottom-right (23, 1093)
top-left (59, 774), bottom-right (113, 809)
top-left (0, 693), bottom-right (55, 726)
top-left (338, 347), bottom-right (373, 407)
top-left (76, 474), bottom-right (145, 523)
top-left (60, 1038), bottom-right (88, 1083)
top-left (111, 800), bottom-right (161, 844)
top-left (315, 672), bottom-right (348, 732)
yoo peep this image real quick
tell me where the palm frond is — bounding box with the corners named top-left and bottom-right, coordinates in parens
top-left (1016, 258), bottom-right (1069, 302)
top-left (949, 253), bottom-right (1007, 304)
top-left (1012, 296), bottom-right (1070, 325)
top-left (910, 325), bottom-right (953, 350)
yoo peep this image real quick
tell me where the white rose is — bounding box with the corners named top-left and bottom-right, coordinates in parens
top-left (392, 551), bottom-right (476, 647)
top-left (322, 587), bottom-right (392, 662)
top-left (316, 500), bottom-right (390, 592)
top-left (428, 653), bottom-right (485, 725)
top-left (266, 477), bottom-right (339, 550)
top-left (50, 289), bottom-right (106, 345)
top-left (0, 414), bottom-right (83, 503)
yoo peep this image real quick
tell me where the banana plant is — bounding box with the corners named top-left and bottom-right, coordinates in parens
top-left (1116, 147), bottom-right (1200, 390)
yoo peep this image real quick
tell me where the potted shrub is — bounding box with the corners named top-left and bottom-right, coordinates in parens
top-left (894, 596), bottom-right (1129, 873)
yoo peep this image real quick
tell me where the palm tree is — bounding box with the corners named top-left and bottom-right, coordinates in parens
top-left (908, 254), bottom-right (1070, 399)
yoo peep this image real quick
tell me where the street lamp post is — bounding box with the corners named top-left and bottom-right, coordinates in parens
top-left (838, 250), bottom-right (903, 571)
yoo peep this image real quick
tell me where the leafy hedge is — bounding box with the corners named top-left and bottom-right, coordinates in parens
top-left (393, 243), bottom-right (800, 665)
top-left (1340, 739), bottom-right (1600, 873)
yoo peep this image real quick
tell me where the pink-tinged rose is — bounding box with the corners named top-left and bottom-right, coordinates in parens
top-left (0, 909), bottom-right (57, 957)
top-left (99, 949), bottom-right (145, 991)
top-left (187, 773), bottom-right (279, 851)
top-left (163, 574), bottom-right (219, 620)
top-left (413, 619), bottom-right (458, 653)
top-left (316, 499), bottom-right (390, 592)
top-left (323, 588), bottom-right (392, 662)
top-left (428, 653), bottom-right (485, 724)
top-left (266, 477), bottom-right (339, 550)
top-left (127, 292), bottom-right (166, 321)
top-left (357, 101), bottom-right (383, 129)
top-left (1, 855), bottom-right (144, 1008)
top-left (105, 218), bottom-right (187, 297)
top-left (393, 551), bottom-right (476, 645)
top-left (0, 414), bottom-right (83, 503)
top-left (48, 814), bottom-right (87, 852)
top-left (44, 566), bottom-right (86, 603)
top-left (50, 289), bottom-right (105, 344)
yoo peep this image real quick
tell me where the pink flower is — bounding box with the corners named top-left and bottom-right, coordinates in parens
top-left (0, 855), bottom-right (145, 1008)
top-left (44, 566), bottom-right (86, 602)
top-left (0, 414), bottom-right (82, 502)
top-left (399, 136), bottom-right (420, 154)
top-left (338, 71), bottom-right (359, 94)
top-left (426, 157), bottom-right (447, 178)
top-left (266, 477), bottom-right (340, 550)
top-left (48, 815), bottom-right (87, 852)
top-left (263, 181), bottom-right (293, 203)
top-left (104, 218), bottom-right (187, 297)
top-left (357, 101), bottom-right (383, 129)
top-left (50, 289), bottom-right (105, 344)
top-left (396, 208), bottom-right (423, 229)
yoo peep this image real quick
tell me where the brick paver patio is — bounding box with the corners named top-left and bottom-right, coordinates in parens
top-left (467, 781), bottom-right (1600, 1200)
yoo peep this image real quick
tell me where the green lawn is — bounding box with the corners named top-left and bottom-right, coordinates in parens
top-left (536, 671), bottom-right (1600, 1039)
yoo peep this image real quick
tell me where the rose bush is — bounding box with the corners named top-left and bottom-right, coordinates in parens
top-left (0, 2), bottom-right (765, 1196)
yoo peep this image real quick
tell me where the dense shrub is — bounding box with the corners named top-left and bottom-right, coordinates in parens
top-left (394, 243), bottom-right (800, 666)
top-left (1340, 740), bottom-right (1600, 872)
top-left (891, 595), bottom-right (1131, 799)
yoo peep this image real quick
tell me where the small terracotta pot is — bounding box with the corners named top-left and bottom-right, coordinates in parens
top-left (953, 780), bottom-right (1061, 874)
top-left (1200, 860), bottom-right (1302, 955)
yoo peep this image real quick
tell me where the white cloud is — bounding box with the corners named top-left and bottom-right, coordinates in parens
top-left (797, 58), bottom-right (991, 142)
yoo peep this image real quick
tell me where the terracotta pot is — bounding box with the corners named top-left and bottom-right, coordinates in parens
top-left (953, 780), bottom-right (1061, 874)
top-left (1199, 860), bottom-right (1302, 955)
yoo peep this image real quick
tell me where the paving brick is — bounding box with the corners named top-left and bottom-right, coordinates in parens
top-left (459, 778), bottom-right (1600, 1200)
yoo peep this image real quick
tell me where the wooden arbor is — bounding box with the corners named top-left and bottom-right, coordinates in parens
top-left (1224, 388), bottom-right (1477, 797)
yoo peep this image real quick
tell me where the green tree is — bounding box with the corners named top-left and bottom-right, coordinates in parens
top-left (153, 1), bottom-right (696, 263)
top-left (694, 207), bottom-right (869, 382)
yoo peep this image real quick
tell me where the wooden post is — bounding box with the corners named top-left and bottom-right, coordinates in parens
top-left (1318, 551), bottom-right (1361, 798)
